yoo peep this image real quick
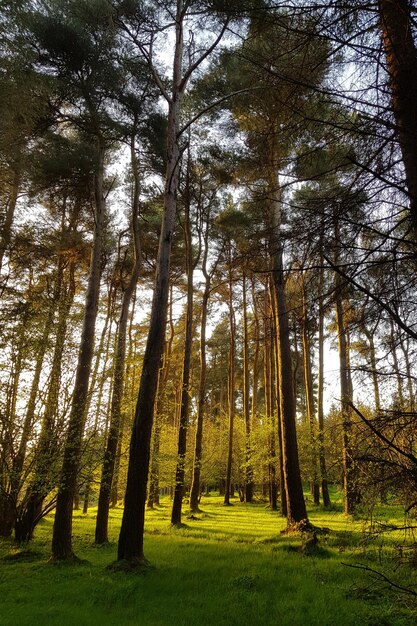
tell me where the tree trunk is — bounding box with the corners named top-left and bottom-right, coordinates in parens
top-left (362, 323), bottom-right (381, 413)
top-left (171, 163), bottom-right (194, 526)
top-left (389, 318), bottom-right (404, 407)
top-left (147, 289), bottom-right (174, 509)
top-left (15, 259), bottom-right (76, 543)
top-left (379, 0), bottom-right (417, 238)
top-left (117, 8), bottom-right (184, 563)
top-left (190, 215), bottom-right (211, 512)
top-left (334, 289), bottom-right (358, 514)
top-left (224, 247), bottom-right (236, 507)
top-left (51, 140), bottom-right (105, 561)
top-left (0, 168), bottom-right (20, 274)
top-left (317, 233), bottom-right (331, 507)
top-left (268, 297), bottom-right (278, 511)
top-left (269, 169), bottom-right (307, 525)
top-left (301, 274), bottom-right (320, 506)
top-left (95, 133), bottom-right (141, 544)
top-left (242, 270), bottom-right (254, 503)
top-left (273, 320), bottom-right (287, 517)
top-left (250, 276), bottom-right (260, 424)
top-left (8, 298), bottom-right (56, 531)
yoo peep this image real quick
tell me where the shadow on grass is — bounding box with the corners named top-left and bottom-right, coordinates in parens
top-left (2, 549), bottom-right (45, 563)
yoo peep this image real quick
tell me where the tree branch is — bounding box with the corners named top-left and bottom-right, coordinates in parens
top-left (178, 87), bottom-right (261, 137)
top-left (178, 18), bottom-right (230, 92)
top-left (348, 402), bottom-right (417, 467)
top-left (323, 254), bottom-right (417, 342)
top-left (341, 562), bottom-right (417, 597)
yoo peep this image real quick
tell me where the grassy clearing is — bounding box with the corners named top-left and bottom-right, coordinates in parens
top-left (0, 492), bottom-right (416, 626)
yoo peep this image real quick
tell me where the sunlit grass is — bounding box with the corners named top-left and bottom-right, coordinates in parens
top-left (0, 491), bottom-right (416, 625)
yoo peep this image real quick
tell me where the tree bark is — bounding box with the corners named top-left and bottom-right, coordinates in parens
top-left (269, 169), bottom-right (307, 525)
top-left (148, 287), bottom-right (175, 509)
top-left (171, 161), bottom-right (194, 526)
top-left (317, 231), bottom-right (331, 507)
top-left (301, 274), bottom-right (320, 506)
top-left (242, 270), bottom-right (254, 503)
top-left (15, 258), bottom-right (76, 543)
top-left (224, 245), bottom-right (236, 506)
top-left (0, 168), bottom-right (20, 275)
top-left (378, 0), bottom-right (417, 238)
top-left (95, 133), bottom-right (141, 544)
top-left (189, 214), bottom-right (211, 512)
top-left (117, 6), bottom-right (184, 563)
top-left (51, 140), bottom-right (105, 561)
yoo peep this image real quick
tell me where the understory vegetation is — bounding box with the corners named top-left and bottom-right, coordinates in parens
top-left (1, 493), bottom-right (417, 626)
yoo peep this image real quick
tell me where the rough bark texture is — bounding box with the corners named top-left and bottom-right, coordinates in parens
top-left (379, 0), bottom-right (417, 238)
top-left (51, 142), bottom-right (105, 560)
top-left (0, 169), bottom-right (20, 274)
top-left (171, 171), bottom-right (194, 526)
top-left (273, 322), bottom-right (287, 517)
top-left (269, 170), bottom-right (307, 525)
top-left (147, 287), bottom-right (174, 509)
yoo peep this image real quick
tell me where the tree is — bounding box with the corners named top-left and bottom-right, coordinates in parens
top-left (116, 0), bottom-right (229, 566)
top-left (24, 0), bottom-right (125, 560)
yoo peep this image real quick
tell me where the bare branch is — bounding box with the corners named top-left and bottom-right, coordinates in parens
top-left (178, 87), bottom-right (262, 137)
top-left (178, 18), bottom-right (230, 92)
top-left (341, 562), bottom-right (417, 597)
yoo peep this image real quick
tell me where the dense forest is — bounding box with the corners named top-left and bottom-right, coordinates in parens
top-left (1, 1), bottom-right (417, 614)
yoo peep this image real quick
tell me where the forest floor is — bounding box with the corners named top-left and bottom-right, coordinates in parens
top-left (0, 492), bottom-right (416, 625)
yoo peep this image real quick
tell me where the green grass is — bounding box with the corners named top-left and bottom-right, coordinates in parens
top-left (0, 493), bottom-right (416, 626)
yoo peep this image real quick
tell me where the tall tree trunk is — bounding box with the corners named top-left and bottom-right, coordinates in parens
top-left (83, 305), bottom-right (114, 515)
top-left (242, 270), bottom-right (254, 503)
top-left (317, 232), bottom-right (331, 507)
top-left (224, 247), bottom-right (236, 506)
top-left (272, 318), bottom-right (287, 517)
top-left (301, 274), bottom-right (320, 506)
top-left (51, 139), bottom-right (105, 561)
top-left (0, 168), bottom-right (20, 275)
top-left (8, 292), bottom-right (56, 529)
top-left (250, 277), bottom-right (260, 424)
top-left (269, 168), bottom-right (307, 525)
top-left (263, 288), bottom-right (276, 509)
top-left (389, 318), bottom-right (404, 407)
top-left (334, 289), bottom-right (358, 514)
top-left (0, 276), bottom-right (32, 537)
top-left (15, 260), bottom-right (76, 543)
top-left (95, 133), bottom-right (141, 544)
top-left (189, 214), bottom-right (211, 512)
top-left (398, 333), bottom-right (414, 411)
top-left (171, 164), bottom-right (194, 526)
top-left (117, 7), bottom-right (184, 564)
top-left (362, 323), bottom-right (381, 413)
top-left (268, 292), bottom-right (278, 511)
top-left (378, 0), bottom-right (417, 238)
top-left (148, 286), bottom-right (175, 509)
